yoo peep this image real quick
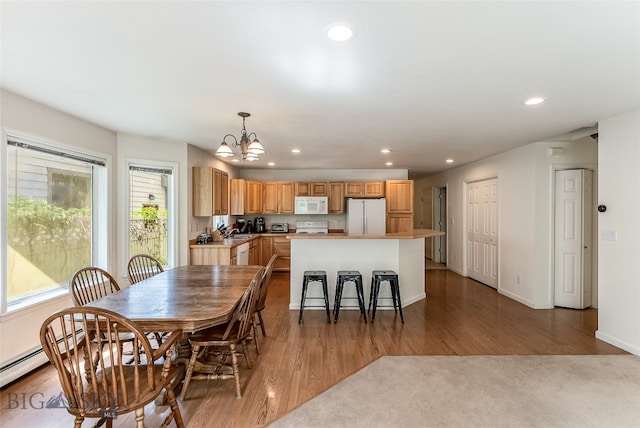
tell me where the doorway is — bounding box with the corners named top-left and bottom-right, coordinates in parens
top-left (432, 186), bottom-right (447, 264)
top-left (466, 177), bottom-right (498, 288)
top-left (554, 169), bottom-right (593, 309)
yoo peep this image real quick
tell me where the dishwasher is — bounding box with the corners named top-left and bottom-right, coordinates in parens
top-left (236, 242), bottom-right (250, 265)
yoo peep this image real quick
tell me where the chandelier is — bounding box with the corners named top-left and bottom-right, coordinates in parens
top-left (215, 112), bottom-right (265, 161)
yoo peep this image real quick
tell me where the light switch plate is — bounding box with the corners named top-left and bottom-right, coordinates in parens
top-left (602, 230), bottom-right (617, 241)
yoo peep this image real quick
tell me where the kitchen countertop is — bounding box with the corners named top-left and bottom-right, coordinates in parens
top-left (287, 229), bottom-right (445, 239)
top-left (189, 231), bottom-right (293, 248)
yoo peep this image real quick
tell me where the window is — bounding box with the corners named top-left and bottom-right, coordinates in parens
top-left (129, 163), bottom-right (175, 267)
top-left (3, 135), bottom-right (108, 312)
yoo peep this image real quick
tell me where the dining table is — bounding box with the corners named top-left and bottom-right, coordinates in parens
top-left (85, 264), bottom-right (265, 402)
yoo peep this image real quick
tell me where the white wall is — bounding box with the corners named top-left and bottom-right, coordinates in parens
top-left (596, 108), bottom-right (640, 355)
top-left (0, 89), bottom-right (118, 383)
top-left (415, 138), bottom-right (597, 310)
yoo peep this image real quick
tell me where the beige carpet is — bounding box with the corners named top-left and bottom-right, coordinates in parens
top-left (269, 355), bottom-right (640, 428)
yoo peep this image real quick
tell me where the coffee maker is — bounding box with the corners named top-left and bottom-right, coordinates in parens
top-left (254, 217), bottom-right (266, 233)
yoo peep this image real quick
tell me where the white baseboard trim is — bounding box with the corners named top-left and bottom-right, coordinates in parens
top-left (595, 330), bottom-right (640, 356)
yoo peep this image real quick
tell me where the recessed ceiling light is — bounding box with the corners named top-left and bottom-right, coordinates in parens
top-left (381, 149), bottom-right (391, 154)
top-left (291, 149), bottom-right (301, 153)
top-left (385, 162), bottom-right (393, 166)
top-left (231, 159), bottom-right (240, 163)
top-left (326, 23), bottom-right (355, 42)
top-left (446, 158), bottom-right (454, 163)
top-left (268, 162), bottom-right (275, 166)
top-left (524, 97), bottom-right (545, 106)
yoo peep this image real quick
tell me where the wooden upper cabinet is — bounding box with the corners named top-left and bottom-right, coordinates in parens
top-left (295, 182), bottom-right (328, 196)
top-left (192, 167), bottom-right (213, 217)
top-left (328, 182), bottom-right (344, 213)
top-left (245, 180), bottom-right (263, 214)
top-left (230, 179), bottom-right (262, 215)
top-left (295, 182), bottom-right (310, 196)
top-left (364, 182), bottom-right (385, 197)
top-left (344, 181), bottom-right (385, 197)
top-left (230, 178), bottom-right (245, 215)
top-left (385, 180), bottom-right (414, 214)
top-left (264, 182), bottom-right (294, 214)
top-left (193, 167), bottom-right (228, 216)
top-left (213, 169), bottom-right (229, 215)
top-left (262, 182), bottom-right (279, 213)
top-left (279, 182), bottom-right (295, 213)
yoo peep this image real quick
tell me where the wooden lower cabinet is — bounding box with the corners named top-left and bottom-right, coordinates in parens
top-left (260, 235), bottom-right (291, 271)
top-left (190, 246), bottom-right (235, 265)
top-left (249, 237), bottom-right (260, 265)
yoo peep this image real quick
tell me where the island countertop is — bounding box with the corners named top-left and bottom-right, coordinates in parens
top-left (287, 229), bottom-right (445, 240)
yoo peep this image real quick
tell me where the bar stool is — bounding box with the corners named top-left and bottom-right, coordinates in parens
top-left (298, 271), bottom-right (331, 324)
top-left (333, 271), bottom-right (367, 323)
top-left (368, 270), bottom-right (404, 323)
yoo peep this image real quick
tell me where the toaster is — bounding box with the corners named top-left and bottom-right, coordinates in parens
top-left (270, 223), bottom-right (289, 233)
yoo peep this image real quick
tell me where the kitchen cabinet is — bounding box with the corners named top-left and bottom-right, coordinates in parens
top-left (385, 180), bottom-right (414, 213)
top-left (328, 182), bottom-right (345, 213)
top-left (214, 169), bottom-right (229, 215)
top-left (190, 237), bottom-right (260, 265)
top-left (344, 181), bottom-right (385, 198)
top-left (260, 235), bottom-right (290, 271)
top-left (385, 180), bottom-right (414, 233)
top-left (295, 181), bottom-right (328, 196)
top-left (192, 167), bottom-right (228, 216)
top-left (263, 181), bottom-right (295, 214)
top-left (246, 180), bottom-right (263, 214)
top-left (249, 237), bottom-right (260, 265)
top-left (230, 179), bottom-right (263, 215)
top-left (190, 245), bottom-right (235, 265)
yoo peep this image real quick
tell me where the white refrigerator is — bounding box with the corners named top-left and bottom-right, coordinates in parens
top-left (346, 198), bottom-right (386, 235)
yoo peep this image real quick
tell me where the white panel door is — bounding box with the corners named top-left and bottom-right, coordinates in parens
top-left (467, 178), bottom-right (498, 288)
top-left (554, 169), bottom-right (592, 309)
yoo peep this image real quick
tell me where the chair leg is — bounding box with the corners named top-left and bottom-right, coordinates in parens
top-left (181, 344), bottom-right (201, 401)
top-left (163, 386), bottom-right (185, 428)
top-left (229, 344), bottom-right (242, 399)
top-left (252, 316), bottom-right (261, 355)
top-left (135, 407), bottom-right (144, 428)
top-left (257, 311), bottom-right (266, 337)
top-left (241, 339), bottom-right (253, 369)
top-left (74, 416), bottom-right (84, 428)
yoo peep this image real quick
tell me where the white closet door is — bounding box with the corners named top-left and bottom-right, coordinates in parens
top-left (554, 169), bottom-right (592, 309)
top-left (467, 178), bottom-right (498, 288)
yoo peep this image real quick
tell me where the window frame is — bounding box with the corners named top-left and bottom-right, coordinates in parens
top-left (124, 158), bottom-right (178, 272)
top-left (1, 130), bottom-right (109, 314)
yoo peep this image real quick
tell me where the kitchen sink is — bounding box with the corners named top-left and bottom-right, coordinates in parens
top-left (229, 234), bottom-right (254, 239)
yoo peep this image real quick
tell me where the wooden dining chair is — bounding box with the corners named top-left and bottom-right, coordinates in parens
top-left (127, 254), bottom-right (164, 285)
top-left (40, 306), bottom-right (184, 428)
top-left (69, 267), bottom-right (137, 361)
top-left (181, 273), bottom-right (263, 400)
top-left (127, 254), bottom-right (166, 346)
top-left (69, 266), bottom-right (121, 307)
top-left (252, 254), bottom-right (277, 354)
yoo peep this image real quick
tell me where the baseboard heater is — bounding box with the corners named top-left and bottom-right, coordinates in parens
top-left (0, 345), bottom-right (49, 388)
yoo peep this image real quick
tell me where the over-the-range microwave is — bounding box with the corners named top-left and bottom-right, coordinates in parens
top-left (294, 196), bottom-right (328, 215)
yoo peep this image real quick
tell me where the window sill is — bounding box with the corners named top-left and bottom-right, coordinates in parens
top-left (1, 288), bottom-right (70, 319)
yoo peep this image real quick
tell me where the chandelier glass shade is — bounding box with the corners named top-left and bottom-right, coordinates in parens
top-left (216, 112), bottom-right (265, 161)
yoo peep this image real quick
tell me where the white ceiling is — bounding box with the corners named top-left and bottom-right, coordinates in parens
top-left (2, 1), bottom-right (639, 176)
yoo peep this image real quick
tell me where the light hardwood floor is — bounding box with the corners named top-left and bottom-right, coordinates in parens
top-left (0, 270), bottom-right (626, 427)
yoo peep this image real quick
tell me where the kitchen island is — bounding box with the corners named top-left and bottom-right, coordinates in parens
top-left (287, 229), bottom-right (445, 311)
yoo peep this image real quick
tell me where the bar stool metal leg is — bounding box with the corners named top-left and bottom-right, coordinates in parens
top-left (334, 271), bottom-right (367, 323)
top-left (299, 271), bottom-right (331, 324)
